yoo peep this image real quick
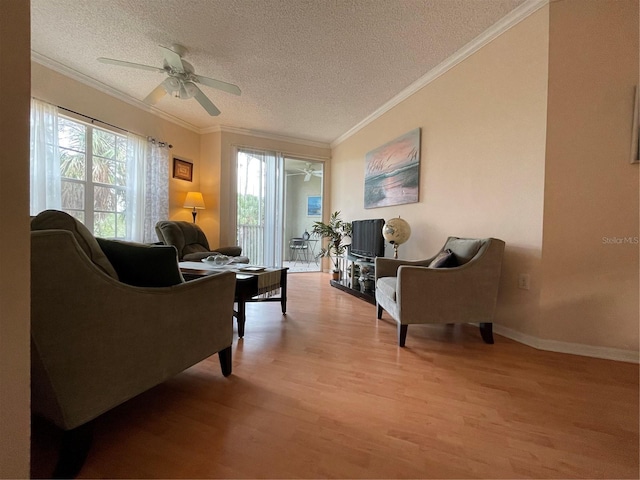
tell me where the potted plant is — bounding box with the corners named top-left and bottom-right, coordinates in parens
top-left (311, 211), bottom-right (352, 280)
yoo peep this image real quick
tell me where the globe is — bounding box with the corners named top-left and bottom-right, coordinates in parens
top-left (382, 217), bottom-right (411, 246)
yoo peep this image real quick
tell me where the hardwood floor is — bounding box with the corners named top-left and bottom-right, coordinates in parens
top-left (32, 273), bottom-right (639, 479)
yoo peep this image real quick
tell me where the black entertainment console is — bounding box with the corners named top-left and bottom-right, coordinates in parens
top-left (329, 218), bottom-right (385, 305)
top-left (330, 255), bottom-right (377, 305)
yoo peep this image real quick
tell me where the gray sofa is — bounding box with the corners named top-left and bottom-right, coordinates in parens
top-left (31, 210), bottom-right (236, 477)
top-left (375, 237), bottom-right (505, 347)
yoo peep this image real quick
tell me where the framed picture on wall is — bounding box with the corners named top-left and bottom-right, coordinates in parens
top-left (307, 195), bottom-right (321, 216)
top-left (173, 157), bottom-right (193, 181)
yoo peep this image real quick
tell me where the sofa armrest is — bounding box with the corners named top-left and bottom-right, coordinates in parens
top-left (214, 246), bottom-right (242, 257)
top-left (96, 238), bottom-right (183, 287)
top-left (396, 262), bottom-right (501, 324)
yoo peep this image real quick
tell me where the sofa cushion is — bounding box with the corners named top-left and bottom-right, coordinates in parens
top-left (428, 249), bottom-right (458, 268)
top-left (376, 276), bottom-right (397, 302)
top-left (96, 238), bottom-right (184, 287)
top-left (443, 238), bottom-right (483, 264)
top-left (31, 210), bottom-right (118, 279)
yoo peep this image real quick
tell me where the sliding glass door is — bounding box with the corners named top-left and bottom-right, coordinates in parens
top-left (283, 157), bottom-right (323, 271)
top-left (236, 148), bottom-right (283, 266)
top-left (235, 148), bottom-right (324, 270)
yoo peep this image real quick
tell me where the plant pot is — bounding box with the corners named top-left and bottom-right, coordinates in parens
top-left (331, 271), bottom-right (340, 281)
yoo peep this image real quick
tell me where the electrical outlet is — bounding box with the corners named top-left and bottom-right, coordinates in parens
top-left (518, 274), bottom-right (531, 290)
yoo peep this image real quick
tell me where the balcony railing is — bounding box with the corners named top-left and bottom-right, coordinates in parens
top-left (237, 224), bottom-right (264, 265)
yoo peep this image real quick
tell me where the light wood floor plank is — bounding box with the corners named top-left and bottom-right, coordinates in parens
top-left (32, 272), bottom-right (639, 478)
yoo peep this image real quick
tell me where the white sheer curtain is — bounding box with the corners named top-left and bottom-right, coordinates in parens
top-left (125, 135), bottom-right (169, 243)
top-left (236, 148), bottom-right (284, 266)
top-left (30, 98), bottom-right (61, 214)
top-left (125, 133), bottom-right (146, 242)
top-left (142, 140), bottom-right (169, 243)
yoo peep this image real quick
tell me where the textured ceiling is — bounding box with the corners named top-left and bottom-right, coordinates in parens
top-left (31, 0), bottom-right (528, 145)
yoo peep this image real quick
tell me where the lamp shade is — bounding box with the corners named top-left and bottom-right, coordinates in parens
top-left (183, 192), bottom-right (205, 209)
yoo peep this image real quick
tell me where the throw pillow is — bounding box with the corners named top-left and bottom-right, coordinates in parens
top-left (96, 239), bottom-right (184, 287)
top-left (428, 249), bottom-right (458, 268)
top-left (444, 238), bottom-right (483, 264)
top-left (31, 210), bottom-right (119, 279)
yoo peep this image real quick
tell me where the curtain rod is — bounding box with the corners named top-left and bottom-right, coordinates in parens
top-left (33, 99), bottom-right (174, 149)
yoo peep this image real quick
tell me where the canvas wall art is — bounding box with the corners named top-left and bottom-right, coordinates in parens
top-left (364, 128), bottom-right (420, 209)
top-left (307, 195), bottom-right (321, 216)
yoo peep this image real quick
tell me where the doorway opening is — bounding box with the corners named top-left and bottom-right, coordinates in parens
top-left (235, 148), bottom-right (324, 272)
top-left (283, 158), bottom-right (323, 272)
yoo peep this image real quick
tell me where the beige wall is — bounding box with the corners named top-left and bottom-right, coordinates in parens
top-left (541, 0), bottom-right (639, 350)
top-left (331, 7), bottom-right (549, 337)
top-left (0, 1), bottom-right (31, 477)
top-left (31, 63), bottom-right (202, 226)
top-left (331, 1), bottom-right (640, 355)
top-left (199, 131), bottom-right (222, 243)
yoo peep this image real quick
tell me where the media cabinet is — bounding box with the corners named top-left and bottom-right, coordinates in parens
top-left (330, 255), bottom-right (376, 305)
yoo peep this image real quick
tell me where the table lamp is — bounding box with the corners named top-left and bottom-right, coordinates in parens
top-left (183, 191), bottom-right (205, 223)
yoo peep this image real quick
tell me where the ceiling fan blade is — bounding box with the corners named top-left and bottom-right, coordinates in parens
top-left (159, 45), bottom-right (184, 73)
top-left (194, 75), bottom-right (241, 96)
top-left (192, 84), bottom-right (221, 116)
top-left (304, 172), bottom-right (312, 182)
top-left (143, 80), bottom-right (169, 105)
top-left (97, 57), bottom-right (164, 73)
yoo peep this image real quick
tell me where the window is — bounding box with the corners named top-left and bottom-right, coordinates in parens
top-left (31, 99), bottom-right (169, 243)
top-left (58, 116), bottom-right (128, 238)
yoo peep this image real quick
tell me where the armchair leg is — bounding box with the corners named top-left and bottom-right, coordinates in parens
top-left (479, 323), bottom-right (494, 344)
top-left (398, 324), bottom-right (408, 347)
top-left (52, 422), bottom-right (93, 479)
top-left (218, 346), bottom-right (232, 377)
top-left (377, 304), bottom-right (383, 319)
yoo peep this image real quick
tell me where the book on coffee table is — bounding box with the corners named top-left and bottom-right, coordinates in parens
top-left (238, 266), bottom-right (266, 273)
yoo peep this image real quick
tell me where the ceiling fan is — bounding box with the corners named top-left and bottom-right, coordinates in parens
top-left (97, 44), bottom-right (241, 116)
top-left (288, 163), bottom-right (323, 182)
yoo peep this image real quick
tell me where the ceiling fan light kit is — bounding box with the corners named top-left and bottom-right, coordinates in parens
top-left (97, 44), bottom-right (240, 116)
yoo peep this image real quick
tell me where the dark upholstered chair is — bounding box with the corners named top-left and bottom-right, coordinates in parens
top-left (30, 210), bottom-right (237, 477)
top-left (155, 220), bottom-right (249, 263)
top-left (375, 237), bottom-right (505, 347)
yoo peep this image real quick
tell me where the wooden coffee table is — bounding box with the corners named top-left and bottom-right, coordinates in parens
top-left (179, 263), bottom-right (288, 337)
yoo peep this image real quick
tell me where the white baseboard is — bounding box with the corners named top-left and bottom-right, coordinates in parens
top-left (493, 324), bottom-right (639, 364)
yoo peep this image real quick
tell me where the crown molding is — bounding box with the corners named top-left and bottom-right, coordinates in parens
top-left (32, 51), bottom-right (202, 134)
top-left (203, 124), bottom-right (331, 150)
top-left (493, 324), bottom-right (639, 364)
top-left (330, 0), bottom-right (550, 148)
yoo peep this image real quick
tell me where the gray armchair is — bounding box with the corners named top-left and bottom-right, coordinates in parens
top-left (155, 220), bottom-right (249, 263)
top-left (375, 237), bottom-right (505, 347)
top-left (31, 210), bottom-right (236, 477)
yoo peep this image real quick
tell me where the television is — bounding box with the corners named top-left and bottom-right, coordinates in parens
top-left (349, 218), bottom-right (385, 261)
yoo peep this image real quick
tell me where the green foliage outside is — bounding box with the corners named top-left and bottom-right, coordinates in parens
top-left (58, 117), bottom-right (127, 238)
top-left (237, 193), bottom-right (263, 226)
